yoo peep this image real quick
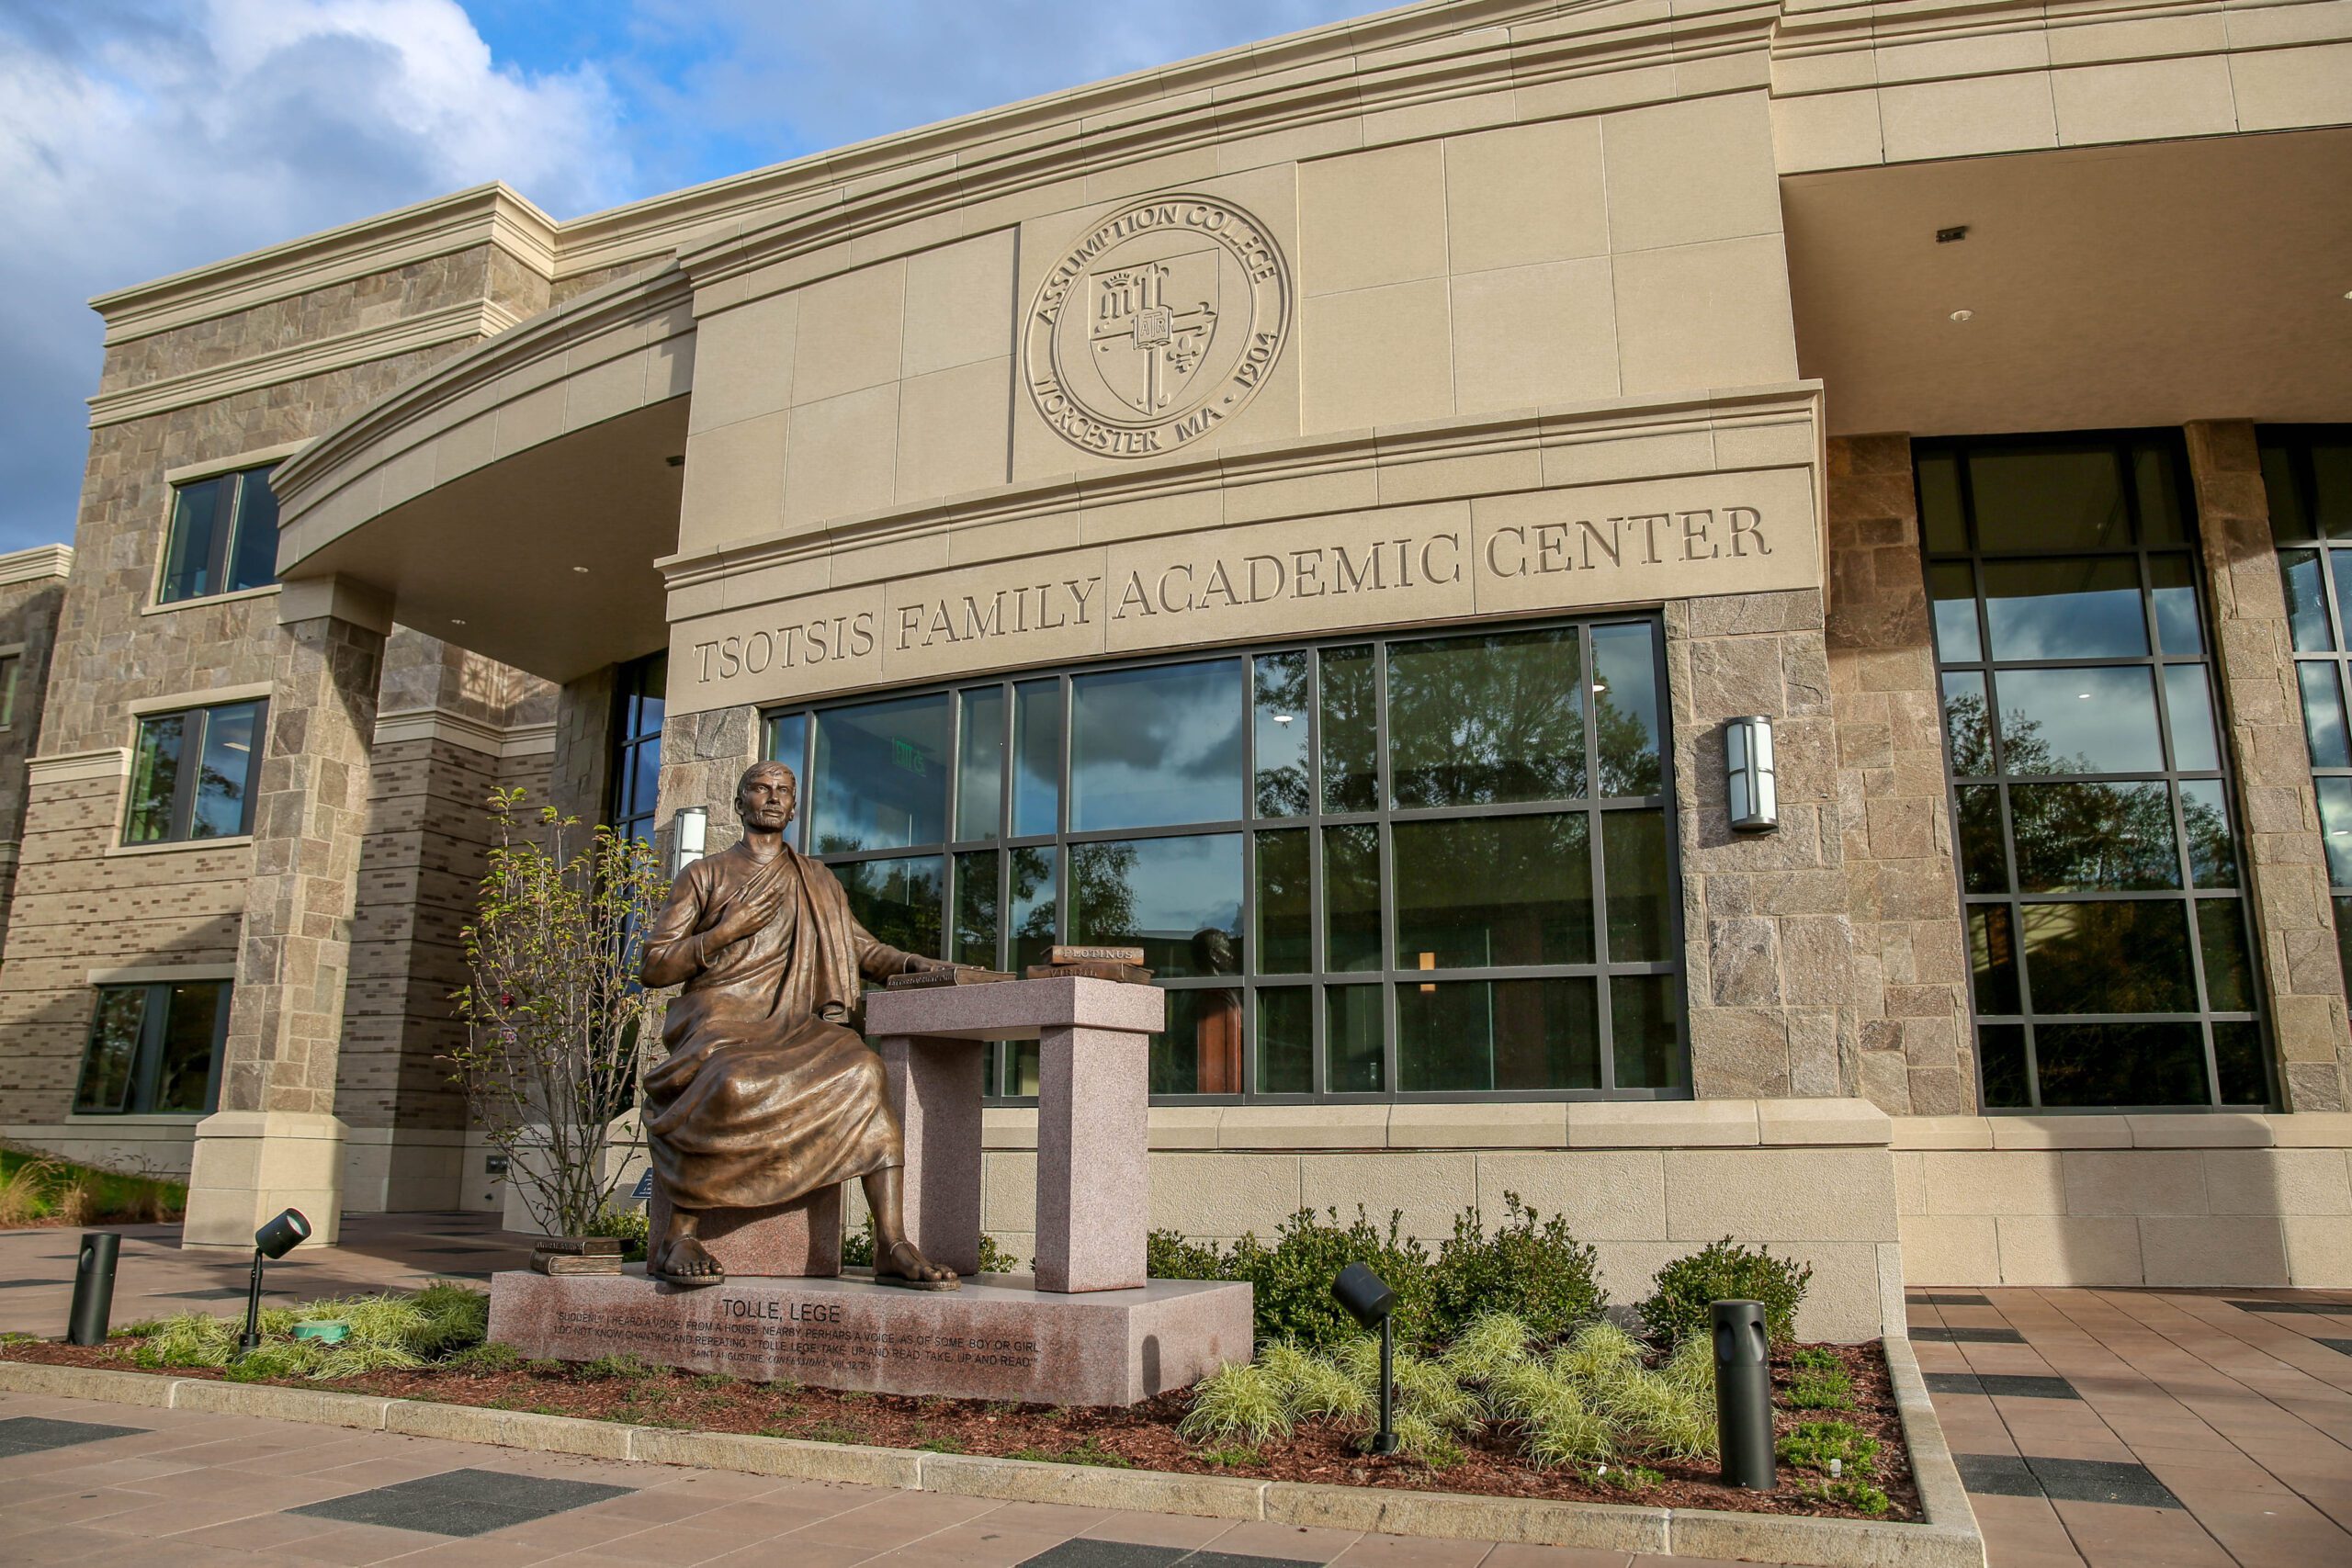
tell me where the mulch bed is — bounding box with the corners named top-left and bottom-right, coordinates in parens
top-left (3, 1337), bottom-right (1918, 1522)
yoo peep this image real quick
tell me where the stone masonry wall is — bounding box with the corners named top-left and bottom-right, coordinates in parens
top-left (0, 571), bottom-right (66, 942)
top-left (1822, 435), bottom-right (1974, 1116)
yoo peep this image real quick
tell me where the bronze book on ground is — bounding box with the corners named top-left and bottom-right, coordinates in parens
top-left (1048, 944), bottom-right (1145, 965)
top-left (530, 1253), bottom-right (626, 1276)
top-left (884, 966), bottom-right (1017, 989)
top-left (1025, 961), bottom-right (1154, 985)
top-left (532, 1235), bottom-right (622, 1256)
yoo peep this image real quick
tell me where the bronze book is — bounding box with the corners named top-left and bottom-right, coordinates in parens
top-left (1025, 961), bottom-right (1155, 985)
top-left (884, 967), bottom-right (1017, 989)
top-left (531, 1235), bottom-right (622, 1256)
top-left (530, 1253), bottom-right (626, 1276)
top-left (1048, 944), bottom-right (1145, 965)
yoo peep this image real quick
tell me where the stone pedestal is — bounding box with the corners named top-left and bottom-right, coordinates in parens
top-left (648, 1185), bottom-right (842, 1277)
top-left (183, 1110), bottom-right (350, 1247)
top-left (488, 1266), bottom-right (1251, 1406)
top-left (866, 976), bottom-right (1165, 1292)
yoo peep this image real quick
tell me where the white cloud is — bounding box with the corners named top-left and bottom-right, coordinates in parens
top-left (0, 0), bottom-right (633, 550)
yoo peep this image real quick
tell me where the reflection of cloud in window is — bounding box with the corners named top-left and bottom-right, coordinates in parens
top-left (1995, 668), bottom-right (2164, 774)
top-left (1070, 661), bottom-right (1244, 829)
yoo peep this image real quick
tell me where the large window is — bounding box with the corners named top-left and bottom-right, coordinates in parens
top-left (123, 699), bottom-right (266, 845)
top-left (1922, 432), bottom-right (2269, 1110)
top-left (2263, 424), bottom-right (2352, 996)
top-left (73, 980), bottom-right (231, 1115)
top-left (158, 465), bottom-right (279, 604)
top-left (763, 618), bottom-right (1683, 1102)
top-left (611, 652), bottom-right (667, 845)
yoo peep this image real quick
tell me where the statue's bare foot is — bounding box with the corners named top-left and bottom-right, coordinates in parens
top-left (654, 1234), bottom-right (725, 1289)
top-left (876, 1237), bottom-right (960, 1291)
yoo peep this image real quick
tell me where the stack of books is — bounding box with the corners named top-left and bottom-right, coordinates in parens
top-left (1026, 943), bottom-right (1153, 985)
top-left (530, 1235), bottom-right (625, 1276)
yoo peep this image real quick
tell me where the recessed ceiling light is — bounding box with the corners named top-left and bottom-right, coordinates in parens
top-left (572, 566), bottom-right (590, 574)
top-left (1950, 310), bottom-right (1974, 323)
top-left (451, 618), bottom-right (468, 626)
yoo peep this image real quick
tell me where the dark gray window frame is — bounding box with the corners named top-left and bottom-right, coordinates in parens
top-left (71, 979), bottom-right (231, 1116)
top-left (123, 699), bottom-right (267, 846)
top-left (610, 651), bottom-right (668, 846)
top-left (156, 464), bottom-right (280, 605)
top-left (1920, 429), bottom-right (2272, 1112)
top-left (763, 614), bottom-right (1687, 1107)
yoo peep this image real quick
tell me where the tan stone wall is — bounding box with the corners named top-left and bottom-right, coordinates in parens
top-left (1822, 436), bottom-right (1973, 1116)
top-left (0, 570), bottom-right (67, 941)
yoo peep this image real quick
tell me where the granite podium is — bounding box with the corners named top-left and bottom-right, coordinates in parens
top-left (486, 762), bottom-right (1251, 1405)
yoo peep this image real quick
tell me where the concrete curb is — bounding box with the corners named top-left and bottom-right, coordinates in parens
top-left (0, 1346), bottom-right (1986, 1567)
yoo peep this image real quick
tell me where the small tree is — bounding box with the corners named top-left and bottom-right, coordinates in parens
top-left (451, 788), bottom-right (669, 1236)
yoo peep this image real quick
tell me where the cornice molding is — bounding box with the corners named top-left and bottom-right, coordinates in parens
top-left (0, 544), bottom-right (74, 586)
top-left (28, 749), bottom-right (129, 787)
top-left (89, 299), bottom-right (525, 428)
top-left (375, 707), bottom-right (560, 760)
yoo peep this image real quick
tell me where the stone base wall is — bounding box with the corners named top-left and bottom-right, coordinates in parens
top-left (1894, 1113), bottom-right (2352, 1289)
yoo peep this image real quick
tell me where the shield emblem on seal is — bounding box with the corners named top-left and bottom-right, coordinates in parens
top-left (1083, 242), bottom-right (1221, 416)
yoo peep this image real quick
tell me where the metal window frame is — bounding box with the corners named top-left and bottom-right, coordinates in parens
top-left (609, 651), bottom-right (670, 844)
top-left (157, 465), bottom-right (277, 606)
top-left (123, 698), bottom-right (268, 846)
top-left (759, 613), bottom-right (1686, 1107)
top-left (71, 980), bottom-right (231, 1116)
top-left (1921, 429), bottom-right (2274, 1113)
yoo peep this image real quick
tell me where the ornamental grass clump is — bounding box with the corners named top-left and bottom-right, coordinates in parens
top-left (127, 1284), bottom-right (488, 1381)
top-left (1179, 1360), bottom-right (1294, 1446)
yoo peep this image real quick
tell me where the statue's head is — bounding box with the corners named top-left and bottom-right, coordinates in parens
top-left (735, 761), bottom-right (797, 831)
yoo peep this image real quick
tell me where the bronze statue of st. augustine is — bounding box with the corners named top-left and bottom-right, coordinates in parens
top-left (638, 761), bottom-right (958, 1290)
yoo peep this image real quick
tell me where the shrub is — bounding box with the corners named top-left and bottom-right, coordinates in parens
top-left (1816, 1478), bottom-right (1891, 1516)
top-left (1777, 1419), bottom-right (1880, 1477)
top-left (1638, 1237), bottom-right (1813, 1347)
top-left (1148, 1228), bottom-right (1227, 1280)
top-left (1790, 1347), bottom-right (1842, 1372)
top-left (1430, 1195), bottom-right (1607, 1342)
top-left (583, 1205), bottom-right (650, 1263)
top-left (977, 1234), bottom-right (1022, 1274)
top-left (1222, 1208), bottom-right (1437, 1350)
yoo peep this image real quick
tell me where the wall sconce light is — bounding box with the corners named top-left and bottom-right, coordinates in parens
top-left (1726, 716), bottom-right (1777, 832)
top-left (672, 806), bottom-right (708, 875)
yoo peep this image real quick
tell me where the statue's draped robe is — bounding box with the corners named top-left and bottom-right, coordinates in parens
top-left (641, 842), bottom-right (933, 1211)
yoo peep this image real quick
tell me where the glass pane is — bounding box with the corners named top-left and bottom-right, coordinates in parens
top-left (1394, 814), bottom-right (1591, 969)
top-left (1992, 667), bottom-right (2165, 774)
top-left (191, 701), bottom-right (261, 839)
top-left (1319, 644), bottom-right (1377, 813)
top-left (1398, 978), bottom-right (1598, 1091)
top-left (1253, 651), bottom-right (1311, 817)
top-left (2180, 779), bottom-right (2238, 889)
top-left (2163, 665), bottom-right (2221, 773)
top-left (1325, 985), bottom-right (1384, 1093)
top-left (1982, 557), bottom-right (2148, 660)
top-left (812, 694), bottom-right (950, 852)
top-left (1254, 828), bottom-right (1310, 974)
top-left (2333, 551), bottom-right (2352, 643)
top-left (1970, 907), bottom-right (2020, 1015)
top-left (1956, 784), bottom-right (2007, 894)
top-left (765, 713), bottom-right (809, 849)
top-left (1069, 660), bottom-right (1243, 830)
top-left (834, 855), bottom-right (943, 958)
top-left (1323, 823), bottom-right (1381, 973)
top-left (2133, 440), bottom-right (2188, 547)
top-left (1968, 444), bottom-right (2128, 553)
top-left (2306, 663), bottom-right (2352, 770)
top-left (159, 477), bottom-right (225, 603)
top-left (1012, 681), bottom-right (1060, 838)
top-left (74, 987), bottom-right (148, 1113)
top-left (2318, 439), bottom-right (2352, 539)
top-left (2196, 900), bottom-right (2255, 1013)
top-left (2033, 1021), bottom-right (2209, 1107)
top-left (1066, 833), bottom-right (1242, 976)
top-left (1390, 628), bottom-right (1585, 807)
top-left (1928, 563), bottom-right (1981, 662)
top-left (2263, 442), bottom-right (2307, 539)
top-left (227, 468), bottom-right (280, 592)
top-left (2019, 900), bottom-right (2195, 1013)
top-left (2281, 550), bottom-right (2334, 650)
top-left (1008, 846), bottom-right (1057, 970)
top-left (1943, 672), bottom-right (1993, 776)
top-left (615, 739), bottom-right (658, 824)
top-left (153, 981), bottom-right (225, 1113)
top-left (954, 687), bottom-right (1005, 842)
top-left (1601, 809), bottom-right (1670, 962)
top-left (1179, 988), bottom-right (1245, 1095)
top-left (624, 652), bottom-right (668, 741)
top-left (2212, 1021), bottom-right (2267, 1105)
top-left (1978, 1023), bottom-right (2030, 1108)
top-left (2007, 780), bottom-right (2179, 892)
top-left (1005, 1039), bottom-right (1041, 1097)
top-left (953, 851), bottom-right (998, 968)
top-left (124, 712), bottom-right (186, 844)
top-left (1257, 987), bottom-right (1313, 1094)
top-left (1590, 623), bottom-right (1661, 797)
top-left (1610, 972), bottom-right (1683, 1089)
top-left (1917, 450), bottom-right (1967, 553)
top-left (2147, 555), bottom-right (2202, 654)
top-left (2322, 776), bottom-right (2352, 887)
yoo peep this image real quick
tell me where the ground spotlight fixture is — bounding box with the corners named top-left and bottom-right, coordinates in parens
top-left (240, 1208), bottom-right (311, 1353)
top-left (1332, 1263), bottom-right (1400, 1456)
top-left (1725, 715), bottom-right (1777, 832)
top-left (672, 806), bottom-right (708, 875)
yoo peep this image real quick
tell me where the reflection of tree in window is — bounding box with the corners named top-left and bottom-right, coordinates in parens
top-left (1389, 630), bottom-right (1585, 807)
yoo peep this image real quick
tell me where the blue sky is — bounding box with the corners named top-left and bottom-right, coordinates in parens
top-left (0, 0), bottom-right (1373, 553)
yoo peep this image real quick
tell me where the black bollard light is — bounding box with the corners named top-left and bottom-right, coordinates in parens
top-left (1332, 1262), bottom-right (1400, 1456)
top-left (65, 1232), bottom-right (121, 1347)
top-left (1713, 1298), bottom-right (1776, 1490)
top-left (239, 1209), bottom-right (311, 1354)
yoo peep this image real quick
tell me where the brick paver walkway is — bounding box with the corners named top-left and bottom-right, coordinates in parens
top-left (1909, 1286), bottom-right (2352, 1568)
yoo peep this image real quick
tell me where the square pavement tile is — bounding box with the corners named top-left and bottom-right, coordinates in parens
top-left (1927, 1371), bottom-right (2080, 1400)
top-left (288, 1466), bottom-right (634, 1538)
top-left (1017, 1545), bottom-right (1323, 1568)
top-left (0, 1416), bottom-right (149, 1456)
top-left (1914, 1325), bottom-right (2027, 1344)
top-left (1910, 1292), bottom-right (1994, 1306)
top-left (1955, 1453), bottom-right (2184, 1509)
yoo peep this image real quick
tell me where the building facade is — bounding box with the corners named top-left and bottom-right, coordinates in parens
top-left (4, 0), bottom-right (2348, 1337)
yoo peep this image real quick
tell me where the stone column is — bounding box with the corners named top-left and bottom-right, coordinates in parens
top-left (2188, 422), bottom-right (2352, 1111)
top-left (1035, 1022), bottom-right (1149, 1292)
top-left (183, 577), bottom-right (391, 1247)
top-left (874, 1035), bottom-right (986, 1277)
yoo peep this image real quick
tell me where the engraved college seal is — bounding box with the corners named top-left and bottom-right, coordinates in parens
top-left (1025, 193), bottom-right (1290, 458)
